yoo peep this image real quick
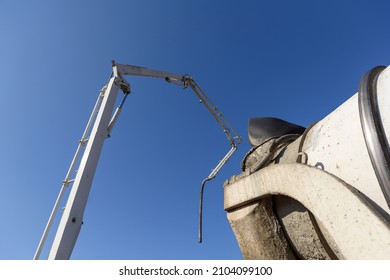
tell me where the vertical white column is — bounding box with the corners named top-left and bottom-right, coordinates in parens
top-left (49, 77), bottom-right (120, 259)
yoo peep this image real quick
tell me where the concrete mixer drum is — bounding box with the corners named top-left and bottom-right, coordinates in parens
top-left (224, 65), bottom-right (390, 259)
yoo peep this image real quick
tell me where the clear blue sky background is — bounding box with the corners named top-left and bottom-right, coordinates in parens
top-left (1, 0), bottom-right (390, 260)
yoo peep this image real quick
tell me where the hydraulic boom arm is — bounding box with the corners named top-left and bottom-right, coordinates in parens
top-left (34, 61), bottom-right (241, 259)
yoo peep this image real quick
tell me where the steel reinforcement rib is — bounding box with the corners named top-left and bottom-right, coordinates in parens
top-left (358, 66), bottom-right (390, 209)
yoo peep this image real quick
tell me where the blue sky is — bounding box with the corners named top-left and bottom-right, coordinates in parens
top-left (1, 0), bottom-right (390, 260)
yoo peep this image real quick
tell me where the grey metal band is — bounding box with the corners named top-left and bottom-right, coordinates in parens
top-left (358, 66), bottom-right (390, 209)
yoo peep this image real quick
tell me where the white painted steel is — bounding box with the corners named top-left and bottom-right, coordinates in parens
top-left (114, 63), bottom-right (185, 82)
top-left (48, 77), bottom-right (120, 259)
top-left (302, 66), bottom-right (390, 214)
top-left (224, 164), bottom-right (390, 259)
top-left (207, 146), bottom-right (237, 180)
top-left (33, 90), bottom-right (105, 260)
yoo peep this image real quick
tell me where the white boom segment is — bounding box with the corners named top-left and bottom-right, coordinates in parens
top-left (49, 76), bottom-right (120, 259)
top-left (34, 62), bottom-right (241, 259)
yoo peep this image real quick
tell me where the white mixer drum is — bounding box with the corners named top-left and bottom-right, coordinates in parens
top-left (302, 65), bottom-right (390, 215)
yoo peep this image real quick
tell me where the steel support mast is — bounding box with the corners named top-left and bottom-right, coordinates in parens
top-left (34, 61), bottom-right (241, 260)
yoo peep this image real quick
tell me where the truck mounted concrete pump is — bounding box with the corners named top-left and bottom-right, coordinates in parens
top-left (33, 61), bottom-right (241, 260)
